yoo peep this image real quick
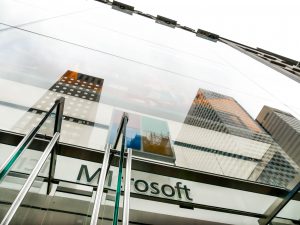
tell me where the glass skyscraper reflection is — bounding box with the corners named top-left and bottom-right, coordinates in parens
top-left (175, 88), bottom-right (299, 187)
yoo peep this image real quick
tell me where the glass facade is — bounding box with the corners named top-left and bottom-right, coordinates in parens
top-left (174, 88), bottom-right (299, 187)
top-left (0, 0), bottom-right (300, 224)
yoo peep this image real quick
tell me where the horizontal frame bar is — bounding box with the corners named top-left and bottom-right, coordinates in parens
top-left (0, 129), bottom-right (299, 200)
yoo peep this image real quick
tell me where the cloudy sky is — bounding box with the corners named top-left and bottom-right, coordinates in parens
top-left (0, 0), bottom-right (299, 122)
top-left (125, 0), bottom-right (300, 60)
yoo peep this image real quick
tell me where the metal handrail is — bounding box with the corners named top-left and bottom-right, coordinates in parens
top-left (0, 132), bottom-right (60, 225)
top-left (89, 112), bottom-right (130, 225)
top-left (122, 148), bottom-right (132, 225)
top-left (89, 144), bottom-right (111, 225)
top-left (113, 112), bottom-right (129, 225)
top-left (0, 97), bottom-right (65, 181)
top-left (0, 97), bottom-right (64, 225)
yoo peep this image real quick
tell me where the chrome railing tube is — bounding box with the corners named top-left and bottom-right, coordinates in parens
top-left (122, 148), bottom-right (132, 225)
top-left (0, 97), bottom-right (64, 181)
top-left (0, 127), bottom-right (37, 180)
top-left (89, 144), bottom-right (111, 225)
top-left (0, 132), bottom-right (60, 225)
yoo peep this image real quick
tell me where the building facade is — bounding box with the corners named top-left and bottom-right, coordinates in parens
top-left (256, 105), bottom-right (300, 167)
top-left (0, 0), bottom-right (300, 224)
top-left (221, 39), bottom-right (300, 83)
top-left (174, 88), bottom-right (299, 187)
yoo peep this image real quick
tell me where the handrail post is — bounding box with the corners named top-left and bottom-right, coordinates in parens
top-left (106, 112), bottom-right (129, 178)
top-left (47, 97), bottom-right (65, 194)
top-left (90, 144), bottom-right (111, 225)
top-left (89, 112), bottom-right (129, 225)
top-left (113, 112), bottom-right (129, 225)
top-left (122, 148), bottom-right (132, 225)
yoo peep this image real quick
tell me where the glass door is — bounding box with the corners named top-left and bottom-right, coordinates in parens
top-left (40, 181), bottom-right (95, 225)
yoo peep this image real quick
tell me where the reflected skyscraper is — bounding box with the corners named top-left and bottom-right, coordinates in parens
top-left (257, 106), bottom-right (300, 167)
top-left (174, 88), bottom-right (299, 187)
top-left (14, 70), bottom-right (104, 146)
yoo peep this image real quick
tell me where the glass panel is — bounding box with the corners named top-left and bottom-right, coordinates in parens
top-left (0, 24), bottom-right (9, 30)
top-left (99, 190), bottom-right (119, 225)
top-left (6, 175), bottom-right (47, 225)
top-left (277, 198), bottom-right (300, 221)
top-left (0, 23), bottom-right (299, 188)
top-left (7, 180), bottom-right (94, 225)
top-left (128, 161), bottom-right (263, 225)
top-left (40, 182), bottom-right (94, 225)
top-left (267, 180), bottom-right (300, 225)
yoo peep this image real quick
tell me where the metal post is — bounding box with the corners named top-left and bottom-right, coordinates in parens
top-left (89, 144), bottom-right (111, 225)
top-left (53, 98), bottom-right (65, 134)
top-left (0, 132), bottom-right (60, 225)
top-left (113, 114), bottom-right (126, 150)
top-left (113, 113), bottom-right (128, 225)
top-left (47, 97), bottom-right (64, 194)
top-left (106, 113), bottom-right (128, 178)
top-left (122, 148), bottom-right (132, 225)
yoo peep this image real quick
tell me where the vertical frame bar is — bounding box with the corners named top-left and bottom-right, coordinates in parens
top-left (90, 144), bottom-right (111, 225)
top-left (122, 148), bottom-right (132, 225)
top-left (47, 97), bottom-right (65, 194)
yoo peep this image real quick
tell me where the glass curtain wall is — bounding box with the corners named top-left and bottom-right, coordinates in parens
top-left (0, 0), bottom-right (300, 224)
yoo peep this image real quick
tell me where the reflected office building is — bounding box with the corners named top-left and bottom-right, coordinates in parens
top-left (257, 106), bottom-right (300, 167)
top-left (174, 88), bottom-right (299, 187)
top-left (13, 70), bottom-right (104, 147)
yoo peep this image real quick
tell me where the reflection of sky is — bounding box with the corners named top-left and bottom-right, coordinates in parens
top-left (108, 110), bottom-right (172, 154)
top-left (108, 110), bottom-right (142, 150)
top-left (108, 123), bottom-right (142, 150)
top-left (0, 0), bottom-right (299, 122)
top-left (141, 116), bottom-right (169, 135)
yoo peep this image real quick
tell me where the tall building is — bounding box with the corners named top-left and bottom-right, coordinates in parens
top-left (13, 70), bottom-right (104, 146)
top-left (256, 105), bottom-right (300, 166)
top-left (174, 88), bottom-right (299, 187)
